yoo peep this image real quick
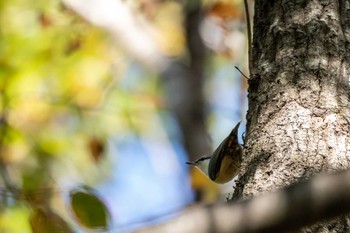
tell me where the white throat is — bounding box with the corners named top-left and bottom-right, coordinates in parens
top-left (196, 158), bottom-right (210, 176)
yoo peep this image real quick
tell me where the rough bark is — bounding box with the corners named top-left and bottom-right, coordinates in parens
top-left (234, 0), bottom-right (350, 232)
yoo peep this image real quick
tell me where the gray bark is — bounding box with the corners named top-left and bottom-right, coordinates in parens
top-left (234, 0), bottom-right (350, 232)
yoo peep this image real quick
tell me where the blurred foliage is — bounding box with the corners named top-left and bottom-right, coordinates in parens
top-left (0, 0), bottom-right (122, 231)
top-left (30, 208), bottom-right (75, 233)
top-left (0, 0), bottom-right (247, 231)
top-left (0, 205), bottom-right (31, 233)
top-left (0, 0), bottom-right (117, 177)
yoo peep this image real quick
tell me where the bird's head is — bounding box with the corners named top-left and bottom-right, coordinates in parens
top-left (186, 155), bottom-right (211, 176)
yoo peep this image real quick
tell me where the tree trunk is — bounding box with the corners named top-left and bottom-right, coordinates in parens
top-left (234, 0), bottom-right (350, 231)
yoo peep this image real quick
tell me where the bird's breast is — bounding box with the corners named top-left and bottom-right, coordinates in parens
top-left (213, 155), bottom-right (240, 184)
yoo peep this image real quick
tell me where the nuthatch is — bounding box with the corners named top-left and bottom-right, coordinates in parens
top-left (186, 122), bottom-right (242, 184)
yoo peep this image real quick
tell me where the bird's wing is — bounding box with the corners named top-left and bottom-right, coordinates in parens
top-left (208, 122), bottom-right (241, 180)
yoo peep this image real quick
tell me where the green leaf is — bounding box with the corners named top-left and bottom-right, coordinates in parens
top-left (69, 186), bottom-right (111, 231)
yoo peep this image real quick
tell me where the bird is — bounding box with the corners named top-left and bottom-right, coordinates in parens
top-left (186, 122), bottom-right (242, 184)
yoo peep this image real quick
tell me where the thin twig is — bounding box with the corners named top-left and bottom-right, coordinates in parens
top-left (234, 66), bottom-right (249, 80)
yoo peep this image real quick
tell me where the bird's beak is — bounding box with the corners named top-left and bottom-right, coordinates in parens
top-left (186, 161), bottom-right (196, 165)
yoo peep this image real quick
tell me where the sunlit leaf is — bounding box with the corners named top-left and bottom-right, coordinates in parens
top-left (69, 186), bottom-right (111, 231)
top-left (1, 126), bottom-right (29, 164)
top-left (0, 206), bottom-right (31, 233)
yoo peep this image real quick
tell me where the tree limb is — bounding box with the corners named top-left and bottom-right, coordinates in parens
top-left (133, 169), bottom-right (350, 233)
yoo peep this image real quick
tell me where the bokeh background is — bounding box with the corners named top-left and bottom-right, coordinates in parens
top-left (0, 0), bottom-right (250, 232)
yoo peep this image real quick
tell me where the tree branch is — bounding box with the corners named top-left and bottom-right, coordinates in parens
top-left (133, 169), bottom-right (350, 233)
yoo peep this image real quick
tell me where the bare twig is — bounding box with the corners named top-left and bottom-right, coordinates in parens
top-left (234, 66), bottom-right (249, 80)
